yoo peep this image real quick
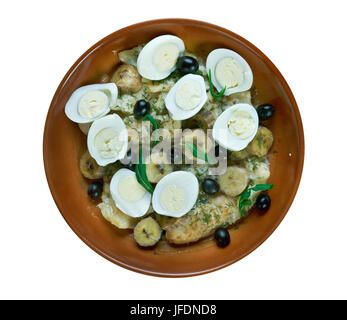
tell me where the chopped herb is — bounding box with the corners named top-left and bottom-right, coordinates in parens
top-left (192, 192), bottom-right (209, 209)
top-left (142, 114), bottom-right (160, 146)
top-left (208, 69), bottom-right (226, 99)
top-left (256, 134), bottom-right (263, 148)
top-left (103, 162), bottom-right (122, 182)
top-left (202, 212), bottom-right (212, 224)
top-left (183, 142), bottom-right (211, 163)
top-left (194, 69), bottom-right (204, 77)
top-left (239, 183), bottom-right (274, 217)
top-left (151, 69), bottom-right (182, 84)
top-left (135, 148), bottom-right (154, 193)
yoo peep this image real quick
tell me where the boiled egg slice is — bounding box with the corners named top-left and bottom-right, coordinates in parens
top-left (164, 74), bottom-right (207, 120)
top-left (152, 171), bottom-right (199, 218)
top-left (212, 103), bottom-right (258, 151)
top-left (65, 83), bottom-right (118, 123)
top-left (206, 48), bottom-right (253, 96)
top-left (137, 35), bottom-right (185, 80)
top-left (110, 168), bottom-right (151, 218)
top-left (87, 114), bottom-right (128, 166)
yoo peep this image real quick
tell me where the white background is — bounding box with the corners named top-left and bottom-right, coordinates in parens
top-left (1, 0), bottom-right (346, 300)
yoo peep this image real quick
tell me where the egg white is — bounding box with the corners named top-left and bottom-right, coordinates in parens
top-left (65, 83), bottom-right (118, 123)
top-left (152, 171), bottom-right (199, 218)
top-left (212, 103), bottom-right (258, 151)
top-left (206, 48), bottom-right (253, 96)
top-left (137, 35), bottom-right (185, 80)
top-left (87, 114), bottom-right (128, 166)
top-left (110, 168), bottom-right (151, 218)
top-left (164, 74), bottom-right (207, 120)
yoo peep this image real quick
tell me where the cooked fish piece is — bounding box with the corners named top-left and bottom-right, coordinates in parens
top-left (166, 196), bottom-right (241, 244)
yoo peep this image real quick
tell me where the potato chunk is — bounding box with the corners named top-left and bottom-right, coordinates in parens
top-left (247, 126), bottom-right (274, 157)
top-left (111, 64), bottom-right (142, 94)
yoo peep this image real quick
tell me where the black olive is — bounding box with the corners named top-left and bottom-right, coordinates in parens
top-left (134, 99), bottom-right (150, 118)
top-left (214, 228), bottom-right (230, 248)
top-left (257, 104), bottom-right (275, 121)
top-left (170, 146), bottom-right (181, 164)
top-left (87, 181), bottom-right (103, 199)
top-left (176, 56), bottom-right (199, 74)
top-left (214, 145), bottom-right (220, 157)
top-left (122, 150), bottom-right (135, 170)
top-left (256, 193), bottom-right (271, 211)
top-left (202, 178), bottom-right (220, 195)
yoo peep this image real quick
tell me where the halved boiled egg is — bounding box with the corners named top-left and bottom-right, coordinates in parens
top-left (152, 171), bottom-right (199, 218)
top-left (137, 35), bottom-right (185, 80)
top-left (87, 114), bottom-right (128, 166)
top-left (212, 103), bottom-right (258, 151)
top-left (206, 48), bottom-right (253, 96)
top-left (110, 168), bottom-right (151, 218)
top-left (164, 74), bottom-right (207, 120)
top-left (65, 83), bottom-right (118, 123)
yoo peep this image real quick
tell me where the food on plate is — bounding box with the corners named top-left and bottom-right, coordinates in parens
top-left (111, 64), bottom-right (142, 94)
top-left (214, 227), bottom-right (231, 248)
top-left (110, 168), bottom-right (151, 217)
top-left (256, 104), bottom-right (275, 121)
top-left (256, 193), bottom-right (271, 211)
top-left (212, 103), bottom-right (258, 151)
top-left (134, 217), bottom-right (162, 247)
top-left (87, 114), bottom-right (128, 166)
top-left (79, 151), bottom-right (104, 179)
top-left (246, 126), bottom-right (274, 157)
top-left (137, 35), bottom-right (185, 80)
top-left (152, 171), bottom-right (199, 218)
top-left (145, 152), bottom-right (173, 183)
top-left (87, 181), bottom-right (103, 199)
top-left (206, 48), bottom-right (253, 96)
top-left (165, 74), bottom-right (207, 120)
top-left (202, 178), bottom-right (220, 195)
top-left (65, 83), bottom-right (118, 123)
top-left (65, 34), bottom-right (275, 249)
top-left (218, 166), bottom-right (249, 197)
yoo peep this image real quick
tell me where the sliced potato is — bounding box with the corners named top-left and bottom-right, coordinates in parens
top-left (218, 166), bottom-right (249, 197)
top-left (229, 149), bottom-right (249, 161)
top-left (247, 126), bottom-right (274, 157)
top-left (117, 44), bottom-right (144, 66)
top-left (145, 152), bottom-right (173, 183)
top-left (97, 188), bottom-right (138, 229)
top-left (134, 217), bottom-right (162, 247)
top-left (80, 151), bottom-right (104, 179)
top-left (111, 64), bottom-right (142, 94)
top-left (225, 90), bottom-right (252, 105)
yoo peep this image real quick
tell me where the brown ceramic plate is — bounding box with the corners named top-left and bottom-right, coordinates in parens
top-left (43, 18), bottom-right (304, 277)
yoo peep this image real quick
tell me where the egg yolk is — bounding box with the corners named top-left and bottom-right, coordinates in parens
top-left (118, 175), bottom-right (146, 201)
top-left (160, 185), bottom-right (186, 213)
top-left (153, 43), bottom-right (179, 72)
top-left (78, 90), bottom-right (109, 118)
top-left (215, 57), bottom-right (244, 89)
top-left (228, 110), bottom-right (256, 139)
top-left (94, 127), bottom-right (124, 159)
top-left (175, 79), bottom-right (202, 110)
